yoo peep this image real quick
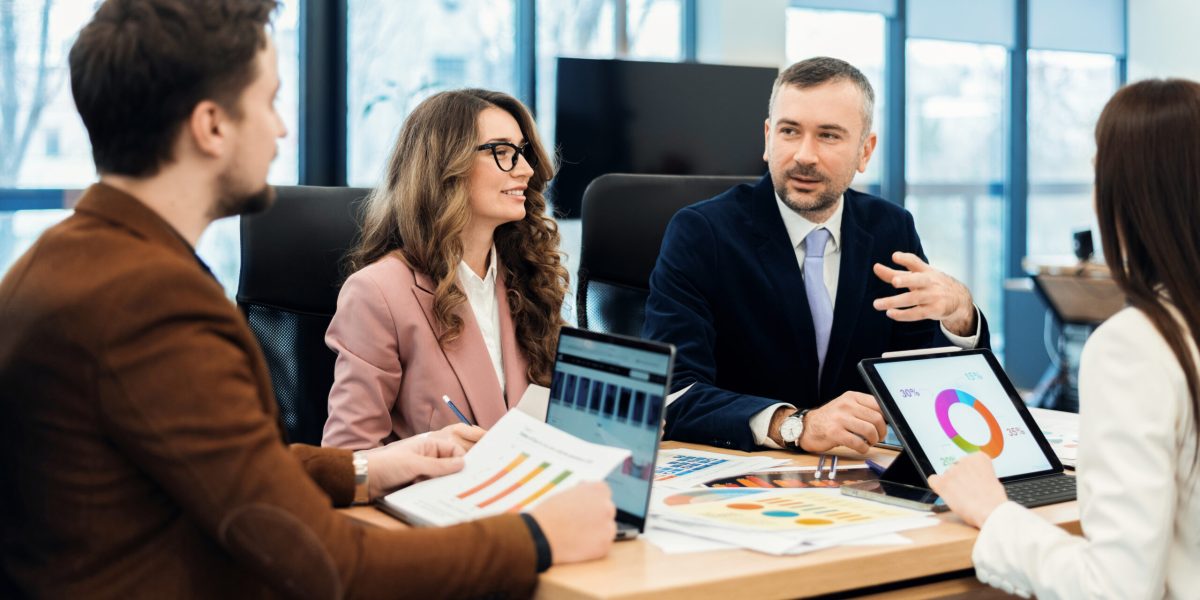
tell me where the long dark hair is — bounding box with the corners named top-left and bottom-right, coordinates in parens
top-left (1094, 78), bottom-right (1200, 463)
top-left (347, 89), bottom-right (567, 386)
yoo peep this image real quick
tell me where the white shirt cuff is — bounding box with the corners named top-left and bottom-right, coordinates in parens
top-left (750, 402), bottom-right (795, 449)
top-left (940, 305), bottom-right (982, 349)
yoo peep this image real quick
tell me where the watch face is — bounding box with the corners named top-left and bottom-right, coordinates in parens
top-left (780, 417), bottom-right (802, 443)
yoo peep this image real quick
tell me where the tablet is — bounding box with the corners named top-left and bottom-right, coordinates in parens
top-left (858, 349), bottom-right (1064, 483)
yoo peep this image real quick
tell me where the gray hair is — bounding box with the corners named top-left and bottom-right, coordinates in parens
top-left (768, 56), bottom-right (875, 139)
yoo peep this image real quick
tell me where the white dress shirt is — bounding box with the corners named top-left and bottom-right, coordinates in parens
top-left (457, 245), bottom-right (505, 395)
top-left (750, 193), bottom-right (981, 448)
top-left (970, 305), bottom-right (1199, 599)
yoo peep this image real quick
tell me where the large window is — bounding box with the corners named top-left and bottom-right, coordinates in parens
top-left (0, 1), bottom-right (301, 294)
top-left (785, 6), bottom-right (886, 193)
top-left (626, 0), bottom-right (682, 60)
top-left (906, 39), bottom-right (1008, 352)
top-left (346, 0), bottom-right (518, 187)
top-left (1026, 50), bottom-right (1118, 258)
top-left (536, 0), bottom-right (617, 149)
top-left (0, 1), bottom-right (94, 281)
top-left (1, 0), bottom-right (95, 190)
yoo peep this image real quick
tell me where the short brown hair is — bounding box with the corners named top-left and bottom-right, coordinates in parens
top-left (769, 56), bottom-right (875, 138)
top-left (69, 0), bottom-right (278, 177)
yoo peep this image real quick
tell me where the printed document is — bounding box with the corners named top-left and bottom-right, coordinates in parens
top-left (380, 410), bottom-right (630, 526)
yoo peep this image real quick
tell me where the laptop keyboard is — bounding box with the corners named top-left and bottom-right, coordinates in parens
top-left (1003, 474), bottom-right (1077, 508)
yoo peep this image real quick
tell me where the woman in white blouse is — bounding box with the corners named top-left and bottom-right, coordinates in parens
top-left (929, 78), bottom-right (1200, 599)
top-left (321, 89), bottom-right (568, 449)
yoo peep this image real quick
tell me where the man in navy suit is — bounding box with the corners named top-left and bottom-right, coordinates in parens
top-left (643, 57), bottom-right (989, 453)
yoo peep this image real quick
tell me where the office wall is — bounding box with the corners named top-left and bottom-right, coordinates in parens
top-left (1127, 0), bottom-right (1200, 81)
top-left (696, 0), bottom-right (788, 67)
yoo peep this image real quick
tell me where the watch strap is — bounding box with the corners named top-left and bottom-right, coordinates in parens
top-left (352, 451), bottom-right (370, 504)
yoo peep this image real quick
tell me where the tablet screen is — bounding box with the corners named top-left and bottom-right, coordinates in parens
top-left (871, 353), bottom-right (1052, 478)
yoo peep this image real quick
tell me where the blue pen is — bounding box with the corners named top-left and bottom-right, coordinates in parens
top-left (442, 395), bottom-right (472, 425)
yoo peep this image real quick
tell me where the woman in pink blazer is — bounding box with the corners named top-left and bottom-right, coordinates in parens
top-left (322, 89), bottom-right (568, 449)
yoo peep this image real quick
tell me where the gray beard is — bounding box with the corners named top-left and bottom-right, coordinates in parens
top-left (777, 185), bottom-right (840, 217)
top-left (775, 163), bottom-right (843, 218)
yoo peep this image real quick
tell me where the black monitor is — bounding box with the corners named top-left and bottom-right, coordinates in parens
top-left (552, 57), bottom-right (776, 217)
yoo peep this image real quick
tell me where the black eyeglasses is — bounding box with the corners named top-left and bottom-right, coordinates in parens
top-left (476, 141), bottom-right (538, 172)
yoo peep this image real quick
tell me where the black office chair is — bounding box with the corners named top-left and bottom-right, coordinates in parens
top-left (237, 186), bottom-right (371, 445)
top-left (576, 173), bottom-right (760, 336)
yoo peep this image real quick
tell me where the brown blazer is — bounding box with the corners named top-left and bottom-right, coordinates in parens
top-left (0, 184), bottom-right (538, 599)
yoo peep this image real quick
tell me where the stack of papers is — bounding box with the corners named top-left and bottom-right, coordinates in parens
top-left (653, 449), bottom-right (789, 489)
top-left (648, 488), bottom-right (937, 555)
top-left (379, 410), bottom-right (630, 527)
top-left (1029, 407), bottom-right (1079, 468)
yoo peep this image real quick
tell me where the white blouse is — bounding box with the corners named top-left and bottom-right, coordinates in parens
top-left (457, 246), bottom-right (505, 395)
top-left (972, 306), bottom-right (1199, 598)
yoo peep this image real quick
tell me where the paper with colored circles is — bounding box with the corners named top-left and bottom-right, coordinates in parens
top-left (660, 488), bottom-right (920, 532)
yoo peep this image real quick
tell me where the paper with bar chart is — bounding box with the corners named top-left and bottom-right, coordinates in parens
top-left (653, 449), bottom-right (788, 489)
top-left (380, 410), bottom-right (630, 527)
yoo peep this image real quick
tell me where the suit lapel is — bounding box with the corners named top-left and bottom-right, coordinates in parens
top-left (495, 268), bottom-right (530, 407)
top-left (822, 192), bottom-right (873, 400)
top-left (749, 177), bottom-right (820, 393)
top-left (411, 271), bottom-right (508, 428)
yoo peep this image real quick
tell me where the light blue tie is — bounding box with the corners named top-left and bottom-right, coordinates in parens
top-left (803, 227), bottom-right (834, 378)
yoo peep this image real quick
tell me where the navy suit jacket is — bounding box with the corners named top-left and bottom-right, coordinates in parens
top-left (643, 174), bottom-right (990, 451)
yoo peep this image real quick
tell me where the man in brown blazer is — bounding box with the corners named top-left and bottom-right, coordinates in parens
top-left (0, 1), bottom-right (616, 597)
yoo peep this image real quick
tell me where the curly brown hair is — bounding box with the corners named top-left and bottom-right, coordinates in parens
top-left (347, 89), bottom-right (568, 385)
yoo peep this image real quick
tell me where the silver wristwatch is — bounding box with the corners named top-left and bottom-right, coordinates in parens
top-left (352, 451), bottom-right (370, 504)
top-left (779, 409), bottom-right (810, 448)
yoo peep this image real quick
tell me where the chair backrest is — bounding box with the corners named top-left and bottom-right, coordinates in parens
top-left (576, 173), bottom-right (760, 336)
top-left (237, 185), bottom-right (371, 445)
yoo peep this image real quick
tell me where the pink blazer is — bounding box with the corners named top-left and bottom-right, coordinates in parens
top-left (322, 253), bottom-right (530, 449)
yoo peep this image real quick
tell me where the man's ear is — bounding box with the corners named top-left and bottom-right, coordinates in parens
top-left (763, 118), bottom-right (771, 163)
top-left (857, 131), bottom-right (878, 173)
top-left (186, 100), bottom-right (230, 159)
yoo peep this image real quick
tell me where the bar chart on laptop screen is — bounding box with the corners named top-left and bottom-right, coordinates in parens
top-left (547, 335), bottom-right (668, 515)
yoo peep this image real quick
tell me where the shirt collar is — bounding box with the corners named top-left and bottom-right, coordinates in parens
top-left (773, 191), bottom-right (844, 253)
top-left (457, 244), bottom-right (498, 288)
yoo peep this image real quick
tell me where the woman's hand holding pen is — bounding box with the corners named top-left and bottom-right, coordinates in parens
top-left (359, 435), bottom-right (466, 500)
top-left (429, 423), bottom-right (487, 452)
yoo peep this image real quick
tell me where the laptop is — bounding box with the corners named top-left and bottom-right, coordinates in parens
top-left (858, 349), bottom-right (1077, 508)
top-left (545, 327), bottom-right (675, 540)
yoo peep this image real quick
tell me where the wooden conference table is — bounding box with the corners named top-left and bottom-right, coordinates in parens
top-left (342, 442), bottom-right (1080, 599)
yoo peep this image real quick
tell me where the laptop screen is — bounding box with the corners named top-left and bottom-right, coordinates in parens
top-left (546, 328), bottom-right (673, 525)
top-left (869, 352), bottom-right (1053, 478)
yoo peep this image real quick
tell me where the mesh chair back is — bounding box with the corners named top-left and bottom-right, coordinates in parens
top-left (576, 173), bottom-right (759, 336)
top-left (236, 186), bottom-right (370, 445)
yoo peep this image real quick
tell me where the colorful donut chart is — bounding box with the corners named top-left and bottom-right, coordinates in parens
top-left (935, 389), bottom-right (1004, 458)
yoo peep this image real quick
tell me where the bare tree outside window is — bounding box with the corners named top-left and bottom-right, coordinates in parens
top-left (347, 0), bottom-right (517, 187)
top-left (0, 0), bottom-right (93, 189)
top-left (0, 0), bottom-right (300, 295)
